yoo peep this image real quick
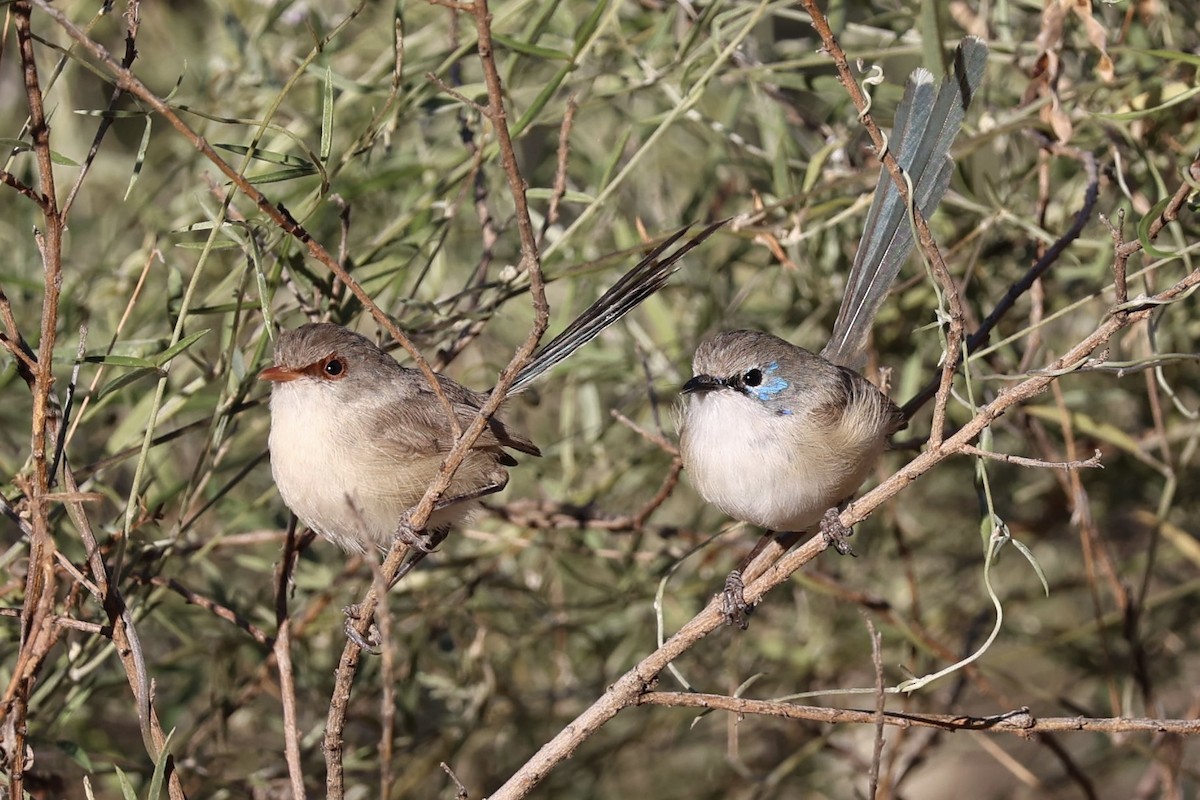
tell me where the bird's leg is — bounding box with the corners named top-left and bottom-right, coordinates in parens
top-left (721, 571), bottom-right (750, 630)
top-left (819, 505), bottom-right (857, 557)
top-left (721, 531), bottom-right (779, 629)
top-left (723, 510), bottom-right (854, 628)
top-left (393, 474), bottom-right (510, 553)
top-left (386, 471), bottom-right (513, 593)
top-left (392, 520), bottom-right (444, 554)
top-left (385, 526), bottom-right (450, 589)
top-left (342, 605), bottom-right (382, 653)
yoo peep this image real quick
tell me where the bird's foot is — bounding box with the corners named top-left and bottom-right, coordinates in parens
top-left (820, 507), bottom-right (856, 557)
top-left (342, 604), bottom-right (381, 653)
top-left (393, 511), bottom-right (444, 553)
top-left (721, 569), bottom-right (753, 629)
top-left (393, 478), bottom-right (509, 553)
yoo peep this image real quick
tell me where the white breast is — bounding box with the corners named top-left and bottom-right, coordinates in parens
top-left (268, 384), bottom-right (369, 551)
top-left (267, 383), bottom-right (474, 552)
top-left (679, 391), bottom-right (886, 532)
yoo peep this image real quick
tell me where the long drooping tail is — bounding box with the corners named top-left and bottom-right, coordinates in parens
top-left (821, 37), bottom-right (988, 369)
top-left (508, 218), bottom-right (728, 394)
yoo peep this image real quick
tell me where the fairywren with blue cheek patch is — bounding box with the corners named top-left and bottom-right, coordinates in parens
top-left (681, 330), bottom-right (905, 537)
top-left (678, 37), bottom-right (988, 626)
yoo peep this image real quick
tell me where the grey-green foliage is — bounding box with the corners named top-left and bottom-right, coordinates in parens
top-left (2, 1), bottom-right (1198, 798)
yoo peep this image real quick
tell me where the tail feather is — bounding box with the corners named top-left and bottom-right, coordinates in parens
top-left (508, 218), bottom-right (728, 394)
top-left (822, 36), bottom-right (988, 368)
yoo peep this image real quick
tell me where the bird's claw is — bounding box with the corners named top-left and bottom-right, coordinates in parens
top-left (343, 604), bottom-right (382, 653)
top-left (820, 507), bottom-right (857, 557)
top-left (393, 511), bottom-right (439, 553)
top-left (721, 570), bottom-right (752, 629)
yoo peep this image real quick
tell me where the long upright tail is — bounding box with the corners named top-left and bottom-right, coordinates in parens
top-left (508, 218), bottom-right (728, 394)
top-left (821, 36), bottom-right (988, 369)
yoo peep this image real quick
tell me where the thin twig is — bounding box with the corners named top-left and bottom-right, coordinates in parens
top-left (901, 148), bottom-right (1098, 417)
top-left (4, 7), bottom-right (65, 798)
top-left (425, 70), bottom-right (488, 115)
top-left (866, 616), bottom-right (885, 800)
top-left (958, 445), bottom-right (1103, 470)
top-left (59, 464), bottom-right (186, 798)
top-left (134, 575), bottom-right (273, 647)
top-left (273, 519), bottom-right (306, 800)
top-left (540, 95), bottom-right (577, 246)
top-left (636, 693), bottom-right (1200, 736)
top-left (441, 762), bottom-right (470, 800)
top-left (610, 408), bottom-right (679, 455)
top-left (374, 559), bottom-right (397, 800)
top-left (59, 0), bottom-right (140, 219)
top-left (0, 168), bottom-right (48, 209)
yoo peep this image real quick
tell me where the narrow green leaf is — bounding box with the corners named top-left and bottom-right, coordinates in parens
top-left (243, 165), bottom-right (319, 184)
top-left (598, 127), bottom-right (631, 187)
top-left (124, 115), bottom-right (153, 201)
top-left (1010, 538), bottom-right (1050, 596)
top-left (162, 65), bottom-right (187, 102)
top-left (85, 354), bottom-right (156, 368)
top-left (520, 0), bottom-right (560, 49)
top-left (113, 765), bottom-right (138, 800)
top-left (573, 0), bottom-right (608, 53)
top-left (1096, 85), bottom-right (1200, 121)
top-left (145, 729), bottom-right (175, 800)
top-left (97, 368), bottom-right (164, 401)
top-left (1126, 47), bottom-right (1200, 67)
top-left (513, 63), bottom-right (573, 136)
top-left (49, 150), bottom-right (80, 167)
top-left (174, 240), bottom-right (243, 250)
top-left (154, 329), bottom-right (210, 367)
top-left (803, 140), bottom-right (840, 194)
top-left (918, 0), bottom-right (948, 74)
top-left (213, 143), bottom-right (312, 167)
top-left (733, 672), bottom-right (765, 697)
top-left (525, 187), bottom-right (594, 204)
top-left (185, 302), bottom-right (253, 315)
top-left (1137, 196), bottom-right (1178, 259)
top-left (56, 739), bottom-right (95, 772)
top-left (321, 66), bottom-right (334, 162)
top-left (492, 33), bottom-right (571, 61)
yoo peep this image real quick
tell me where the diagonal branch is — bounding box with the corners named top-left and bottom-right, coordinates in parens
top-left (485, 165), bottom-right (1200, 800)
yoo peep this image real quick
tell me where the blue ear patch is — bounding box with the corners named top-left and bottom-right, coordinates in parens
top-left (748, 361), bottom-right (789, 402)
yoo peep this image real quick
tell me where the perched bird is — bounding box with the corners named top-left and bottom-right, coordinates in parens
top-left (678, 38), bottom-right (988, 624)
top-left (260, 221), bottom-right (724, 554)
top-left (681, 329), bottom-right (906, 538)
top-left (260, 322), bottom-right (538, 552)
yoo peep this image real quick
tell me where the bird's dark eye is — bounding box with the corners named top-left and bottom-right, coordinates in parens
top-left (323, 357), bottom-right (345, 378)
top-left (742, 368), bottom-right (763, 387)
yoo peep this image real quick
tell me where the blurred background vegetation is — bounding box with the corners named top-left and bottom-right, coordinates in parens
top-left (2, 0), bottom-right (1198, 797)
